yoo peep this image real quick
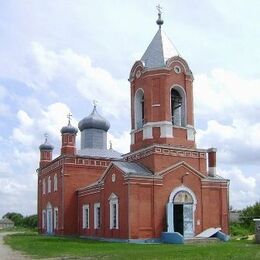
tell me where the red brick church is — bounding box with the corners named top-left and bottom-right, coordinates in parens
top-left (37, 10), bottom-right (229, 241)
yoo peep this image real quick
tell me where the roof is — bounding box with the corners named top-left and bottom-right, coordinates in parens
top-left (141, 28), bottom-right (179, 69)
top-left (77, 148), bottom-right (122, 159)
top-left (113, 161), bottom-right (153, 176)
top-left (78, 105), bottom-right (110, 132)
top-left (0, 218), bottom-right (14, 224)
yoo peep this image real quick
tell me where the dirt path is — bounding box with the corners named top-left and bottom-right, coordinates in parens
top-left (0, 232), bottom-right (30, 259)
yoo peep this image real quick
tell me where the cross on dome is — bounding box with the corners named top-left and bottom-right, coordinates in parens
top-left (67, 112), bottom-right (72, 125)
top-left (44, 132), bottom-right (48, 143)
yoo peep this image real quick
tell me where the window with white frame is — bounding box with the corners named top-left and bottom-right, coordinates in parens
top-left (42, 179), bottom-right (46, 195)
top-left (53, 207), bottom-right (58, 229)
top-left (47, 176), bottom-right (51, 193)
top-left (82, 204), bottom-right (90, 229)
top-left (42, 210), bottom-right (46, 229)
top-left (109, 193), bottom-right (119, 229)
top-left (53, 174), bottom-right (58, 192)
top-left (94, 203), bottom-right (101, 229)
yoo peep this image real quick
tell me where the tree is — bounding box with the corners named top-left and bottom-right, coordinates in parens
top-left (239, 201), bottom-right (260, 232)
top-left (3, 212), bottom-right (24, 226)
top-left (23, 214), bottom-right (38, 228)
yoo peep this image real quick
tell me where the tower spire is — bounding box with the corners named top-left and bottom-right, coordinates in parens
top-left (156, 4), bottom-right (164, 29)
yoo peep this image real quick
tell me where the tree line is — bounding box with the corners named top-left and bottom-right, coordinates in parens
top-left (3, 212), bottom-right (37, 229)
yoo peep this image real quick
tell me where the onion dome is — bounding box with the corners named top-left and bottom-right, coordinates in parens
top-left (61, 121), bottom-right (78, 135)
top-left (78, 105), bottom-right (110, 132)
top-left (39, 134), bottom-right (54, 151)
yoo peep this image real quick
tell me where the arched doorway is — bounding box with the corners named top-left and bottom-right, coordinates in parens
top-left (167, 186), bottom-right (196, 238)
top-left (46, 202), bottom-right (53, 234)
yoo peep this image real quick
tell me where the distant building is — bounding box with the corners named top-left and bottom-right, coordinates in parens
top-left (37, 9), bottom-right (229, 240)
top-left (0, 218), bottom-right (14, 229)
top-left (230, 211), bottom-right (241, 222)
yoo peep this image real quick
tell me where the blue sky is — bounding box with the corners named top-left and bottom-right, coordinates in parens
top-left (0, 0), bottom-right (260, 217)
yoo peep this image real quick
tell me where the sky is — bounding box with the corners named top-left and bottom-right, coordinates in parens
top-left (0, 0), bottom-right (260, 218)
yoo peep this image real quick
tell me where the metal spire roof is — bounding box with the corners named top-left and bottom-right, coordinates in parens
top-left (141, 29), bottom-right (179, 69)
top-left (141, 5), bottom-right (179, 69)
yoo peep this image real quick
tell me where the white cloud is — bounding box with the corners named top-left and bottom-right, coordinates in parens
top-left (219, 167), bottom-right (259, 209)
top-left (107, 131), bottom-right (130, 154)
top-left (28, 42), bottom-right (130, 118)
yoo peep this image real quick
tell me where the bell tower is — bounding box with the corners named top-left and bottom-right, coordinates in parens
top-left (129, 7), bottom-right (196, 152)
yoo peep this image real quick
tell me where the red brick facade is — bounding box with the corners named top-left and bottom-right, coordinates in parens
top-left (37, 24), bottom-right (229, 240)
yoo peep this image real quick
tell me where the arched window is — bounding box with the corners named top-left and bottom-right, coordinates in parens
top-left (173, 191), bottom-right (193, 204)
top-left (42, 179), bottom-right (46, 195)
top-left (135, 89), bottom-right (144, 129)
top-left (53, 174), bottom-right (58, 192)
top-left (171, 87), bottom-right (186, 127)
top-left (109, 193), bottom-right (119, 229)
top-left (47, 176), bottom-right (51, 193)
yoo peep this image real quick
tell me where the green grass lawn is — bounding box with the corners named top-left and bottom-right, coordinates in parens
top-left (4, 232), bottom-right (260, 259)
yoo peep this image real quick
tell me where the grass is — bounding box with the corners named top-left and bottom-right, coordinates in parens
top-left (0, 226), bottom-right (36, 233)
top-left (4, 232), bottom-right (260, 259)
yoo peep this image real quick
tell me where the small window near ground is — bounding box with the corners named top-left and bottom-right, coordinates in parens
top-left (94, 203), bottom-right (101, 229)
top-left (53, 208), bottom-right (58, 229)
top-left (42, 210), bottom-right (46, 229)
top-left (109, 193), bottom-right (119, 229)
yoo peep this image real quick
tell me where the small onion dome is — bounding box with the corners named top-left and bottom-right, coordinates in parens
top-left (78, 105), bottom-right (110, 132)
top-left (60, 123), bottom-right (78, 135)
top-left (39, 139), bottom-right (54, 151)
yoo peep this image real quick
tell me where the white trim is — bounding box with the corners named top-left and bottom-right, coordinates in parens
top-left (94, 203), bottom-right (101, 229)
top-left (53, 207), bottom-right (58, 230)
top-left (130, 132), bottom-right (135, 145)
top-left (208, 167), bottom-right (216, 177)
top-left (42, 210), bottom-right (46, 229)
top-left (168, 186), bottom-right (197, 237)
top-left (143, 125), bottom-right (153, 139)
top-left (42, 179), bottom-right (46, 195)
top-left (109, 193), bottom-right (119, 229)
top-left (169, 185), bottom-right (197, 208)
top-left (47, 176), bottom-right (51, 193)
top-left (53, 174), bottom-right (58, 192)
top-left (160, 124), bottom-right (173, 138)
top-left (82, 204), bottom-right (90, 229)
top-left (187, 125), bottom-right (195, 141)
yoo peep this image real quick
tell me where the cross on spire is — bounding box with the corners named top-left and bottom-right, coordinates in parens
top-left (156, 4), bottom-right (164, 28)
top-left (93, 100), bottom-right (98, 108)
top-left (156, 4), bottom-right (162, 14)
top-left (67, 112), bottom-right (72, 125)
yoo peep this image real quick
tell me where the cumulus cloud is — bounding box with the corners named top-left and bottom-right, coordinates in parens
top-left (28, 42), bottom-right (130, 118)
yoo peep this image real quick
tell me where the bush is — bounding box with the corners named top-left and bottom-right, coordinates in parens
top-left (239, 202), bottom-right (260, 233)
top-left (230, 222), bottom-right (251, 237)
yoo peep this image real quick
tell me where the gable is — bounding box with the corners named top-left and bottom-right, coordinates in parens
top-left (157, 161), bottom-right (206, 179)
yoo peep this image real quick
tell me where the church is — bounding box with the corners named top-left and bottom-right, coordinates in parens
top-left (37, 9), bottom-right (229, 241)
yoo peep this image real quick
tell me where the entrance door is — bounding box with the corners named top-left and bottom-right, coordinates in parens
top-left (46, 209), bottom-right (53, 234)
top-left (173, 190), bottom-right (194, 237)
top-left (174, 204), bottom-right (183, 234)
